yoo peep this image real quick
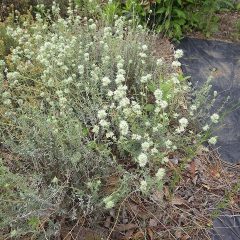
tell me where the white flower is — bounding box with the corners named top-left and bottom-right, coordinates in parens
top-left (99, 119), bottom-right (109, 128)
top-left (107, 90), bottom-right (113, 97)
top-left (140, 74), bottom-right (151, 83)
top-left (144, 133), bottom-right (149, 138)
top-left (92, 125), bottom-right (99, 134)
top-left (17, 99), bottom-right (23, 105)
top-left (154, 89), bottom-right (163, 101)
top-left (202, 124), bottom-right (209, 131)
top-left (106, 131), bottom-right (114, 138)
top-left (176, 126), bottom-right (185, 133)
top-left (123, 108), bottom-right (131, 116)
top-left (172, 60), bottom-right (181, 68)
top-left (155, 168), bottom-right (165, 180)
top-left (142, 44), bottom-right (148, 51)
top-left (132, 134), bottom-right (142, 140)
top-left (3, 99), bottom-right (11, 105)
top-left (159, 100), bottom-right (168, 109)
top-left (156, 58), bottom-right (164, 66)
top-left (51, 176), bottom-right (58, 183)
top-left (119, 97), bottom-right (130, 107)
top-left (145, 121), bottom-right (151, 127)
top-left (190, 105), bottom-right (197, 111)
top-left (0, 60), bottom-right (5, 66)
top-left (211, 113), bottom-right (219, 124)
top-left (119, 120), bottom-right (129, 136)
top-left (173, 113), bottom-right (179, 119)
top-left (115, 74), bottom-right (125, 84)
top-left (139, 52), bottom-right (147, 58)
top-left (208, 136), bottom-right (217, 145)
top-left (89, 23), bottom-right (96, 30)
top-left (102, 76), bottom-right (111, 86)
top-left (151, 148), bottom-right (158, 154)
top-left (132, 102), bottom-right (141, 115)
top-left (117, 62), bottom-right (124, 69)
top-left (214, 91), bottom-right (218, 97)
top-left (141, 141), bottom-right (151, 152)
top-left (172, 76), bottom-right (180, 84)
top-left (165, 140), bottom-right (172, 148)
top-left (103, 196), bottom-right (115, 209)
top-left (179, 117), bottom-right (188, 128)
top-left (78, 65), bottom-right (84, 74)
top-left (113, 85), bottom-right (127, 101)
top-left (174, 49), bottom-right (184, 59)
top-left (2, 91), bottom-right (11, 98)
top-left (140, 180), bottom-right (147, 192)
top-left (97, 109), bottom-right (107, 119)
top-left (110, 103), bottom-right (115, 109)
top-left (138, 153), bottom-right (148, 167)
top-left (162, 157), bottom-right (169, 163)
top-left (118, 68), bottom-right (126, 75)
top-left (84, 53), bottom-right (89, 61)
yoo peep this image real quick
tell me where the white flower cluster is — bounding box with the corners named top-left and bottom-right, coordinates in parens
top-left (140, 180), bottom-right (148, 192)
top-left (138, 153), bottom-right (148, 167)
top-left (176, 117), bottom-right (189, 133)
top-left (211, 113), bottom-right (219, 123)
top-left (155, 168), bottom-right (165, 180)
top-left (119, 120), bottom-right (129, 136)
top-left (208, 136), bottom-right (217, 145)
top-left (154, 89), bottom-right (168, 110)
top-left (172, 49), bottom-right (183, 68)
top-left (103, 195), bottom-right (115, 209)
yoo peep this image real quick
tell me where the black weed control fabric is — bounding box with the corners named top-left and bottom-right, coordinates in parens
top-left (178, 38), bottom-right (240, 240)
top-left (179, 38), bottom-right (240, 164)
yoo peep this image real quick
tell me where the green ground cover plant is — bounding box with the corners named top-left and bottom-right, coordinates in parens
top-left (0, 2), bottom-right (225, 239)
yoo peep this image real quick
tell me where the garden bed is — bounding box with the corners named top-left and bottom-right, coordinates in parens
top-left (0, 2), bottom-right (239, 240)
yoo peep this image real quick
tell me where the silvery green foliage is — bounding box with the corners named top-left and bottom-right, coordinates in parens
top-left (0, 3), bottom-right (219, 237)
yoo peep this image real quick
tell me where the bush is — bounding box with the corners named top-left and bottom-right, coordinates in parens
top-left (0, 3), bottom-right (220, 238)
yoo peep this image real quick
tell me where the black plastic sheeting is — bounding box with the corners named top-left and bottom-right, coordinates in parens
top-left (178, 38), bottom-right (240, 240)
top-left (179, 37), bottom-right (240, 165)
top-left (210, 212), bottom-right (240, 240)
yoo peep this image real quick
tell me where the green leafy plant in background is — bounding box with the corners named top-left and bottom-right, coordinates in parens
top-left (1, 0), bottom-right (235, 40)
top-left (187, 0), bottom-right (234, 37)
top-left (104, 0), bottom-right (234, 39)
top-left (74, 0), bottom-right (103, 19)
top-left (153, 0), bottom-right (190, 39)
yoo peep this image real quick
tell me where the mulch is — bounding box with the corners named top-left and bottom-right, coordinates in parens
top-left (59, 148), bottom-right (240, 240)
top-left (187, 11), bottom-right (240, 43)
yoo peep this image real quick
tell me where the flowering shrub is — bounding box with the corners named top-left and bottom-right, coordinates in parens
top-left (0, 3), bottom-right (220, 238)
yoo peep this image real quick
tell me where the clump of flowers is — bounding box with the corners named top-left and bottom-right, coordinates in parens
top-left (0, 3), bottom-right (220, 238)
